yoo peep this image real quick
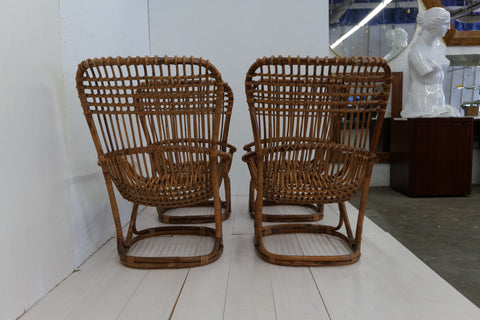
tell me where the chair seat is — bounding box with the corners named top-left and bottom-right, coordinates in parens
top-left (243, 143), bottom-right (376, 204)
top-left (103, 145), bottom-right (231, 208)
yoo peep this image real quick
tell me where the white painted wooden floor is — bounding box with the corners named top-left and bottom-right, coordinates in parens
top-left (21, 196), bottom-right (480, 320)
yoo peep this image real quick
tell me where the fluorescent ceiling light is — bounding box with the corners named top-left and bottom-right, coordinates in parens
top-left (331, 0), bottom-right (393, 49)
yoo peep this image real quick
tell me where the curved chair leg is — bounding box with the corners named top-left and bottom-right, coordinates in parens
top-left (223, 174), bottom-right (232, 214)
top-left (336, 202), bottom-right (355, 245)
top-left (248, 179), bottom-right (255, 214)
top-left (253, 180), bottom-right (370, 266)
top-left (255, 223), bottom-right (361, 266)
top-left (104, 173), bottom-right (223, 269)
top-left (119, 203), bottom-right (223, 269)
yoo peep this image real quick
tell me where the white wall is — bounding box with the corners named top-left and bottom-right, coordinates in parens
top-left (0, 1), bottom-right (73, 319)
top-left (149, 0), bottom-right (330, 195)
top-left (60, 0), bottom-right (150, 266)
top-left (0, 1), bottom-right (151, 319)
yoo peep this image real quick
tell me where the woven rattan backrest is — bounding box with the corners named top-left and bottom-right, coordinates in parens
top-left (136, 78), bottom-right (233, 152)
top-left (218, 83), bottom-right (233, 151)
top-left (245, 56), bottom-right (392, 154)
top-left (76, 56), bottom-right (225, 155)
top-left (76, 56), bottom-right (227, 206)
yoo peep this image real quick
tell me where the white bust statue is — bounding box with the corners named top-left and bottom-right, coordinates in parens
top-left (401, 7), bottom-right (460, 118)
top-left (384, 27), bottom-right (408, 61)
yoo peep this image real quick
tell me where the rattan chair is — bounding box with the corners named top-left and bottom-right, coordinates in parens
top-left (243, 56), bottom-right (391, 266)
top-left (76, 56), bottom-right (235, 268)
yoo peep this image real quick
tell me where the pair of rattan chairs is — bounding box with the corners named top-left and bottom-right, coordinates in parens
top-left (76, 55), bottom-right (391, 269)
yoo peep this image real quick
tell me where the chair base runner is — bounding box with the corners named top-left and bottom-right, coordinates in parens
top-left (157, 200), bottom-right (230, 224)
top-left (249, 202), bottom-right (323, 222)
top-left (255, 224), bottom-right (360, 267)
top-left (117, 226), bottom-right (223, 269)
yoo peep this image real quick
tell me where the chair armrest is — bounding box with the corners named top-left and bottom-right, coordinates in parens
top-left (243, 142), bottom-right (255, 152)
top-left (220, 143), bottom-right (237, 154)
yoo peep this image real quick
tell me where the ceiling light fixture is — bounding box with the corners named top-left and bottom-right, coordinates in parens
top-left (331, 0), bottom-right (393, 49)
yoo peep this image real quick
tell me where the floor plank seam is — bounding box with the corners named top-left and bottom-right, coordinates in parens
top-left (115, 270), bottom-right (150, 320)
top-left (76, 238), bottom-right (116, 271)
top-left (308, 267), bottom-right (333, 320)
top-left (221, 242), bottom-right (234, 320)
top-left (62, 246), bottom-right (119, 320)
top-left (268, 265), bottom-right (279, 320)
top-left (168, 268), bottom-right (191, 320)
top-left (296, 225), bottom-right (333, 320)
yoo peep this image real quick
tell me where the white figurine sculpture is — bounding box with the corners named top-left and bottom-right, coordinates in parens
top-left (401, 7), bottom-right (460, 118)
top-left (384, 27), bottom-right (408, 61)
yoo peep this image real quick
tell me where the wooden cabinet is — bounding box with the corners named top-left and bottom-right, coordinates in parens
top-left (390, 118), bottom-right (474, 196)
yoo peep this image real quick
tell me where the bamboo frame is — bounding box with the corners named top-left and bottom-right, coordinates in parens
top-left (243, 56), bottom-right (391, 266)
top-left (76, 56), bottom-right (235, 268)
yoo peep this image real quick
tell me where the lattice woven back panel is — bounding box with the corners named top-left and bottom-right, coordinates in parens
top-left (76, 56), bottom-right (227, 207)
top-left (246, 56), bottom-right (391, 149)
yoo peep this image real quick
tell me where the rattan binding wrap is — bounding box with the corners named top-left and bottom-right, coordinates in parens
top-left (243, 56), bottom-right (391, 266)
top-left (76, 56), bottom-right (236, 268)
